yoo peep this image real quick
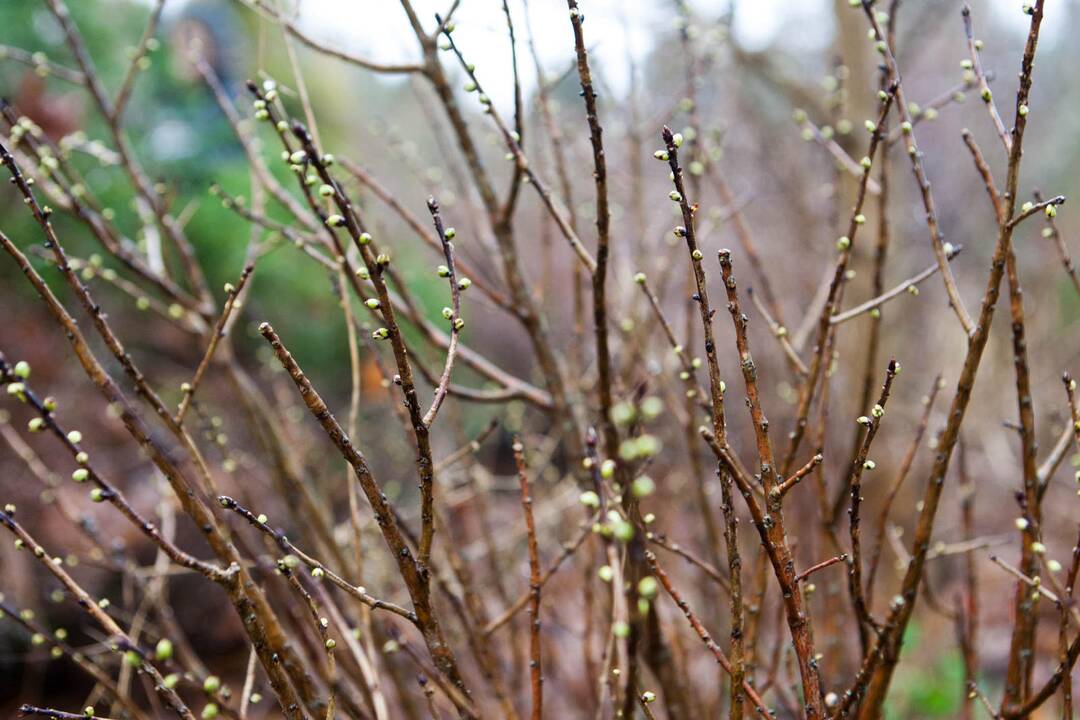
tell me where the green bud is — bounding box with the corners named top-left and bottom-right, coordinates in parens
top-left (632, 475), bottom-right (656, 497)
top-left (613, 520), bottom-right (634, 542)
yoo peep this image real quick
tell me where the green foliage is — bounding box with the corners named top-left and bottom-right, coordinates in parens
top-left (883, 624), bottom-right (965, 718)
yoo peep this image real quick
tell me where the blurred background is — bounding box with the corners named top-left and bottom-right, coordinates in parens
top-left (1, 0), bottom-right (1079, 717)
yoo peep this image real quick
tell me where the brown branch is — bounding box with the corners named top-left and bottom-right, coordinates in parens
top-left (1035, 189), bottom-right (1080, 296)
top-left (864, 6), bottom-right (973, 335)
top-left (421, 197), bottom-right (463, 427)
top-left (647, 533), bottom-right (731, 594)
top-left (175, 265), bottom-right (254, 425)
top-left (258, 323), bottom-right (474, 715)
top-left (19, 707), bottom-right (118, 720)
top-left (111, 0), bottom-right (165, 123)
top-left (855, 3), bottom-right (1050, 714)
top-left (844, 361), bottom-right (900, 652)
top-left (239, 0), bottom-right (424, 74)
top-left (719, 468), bottom-right (745, 720)
top-left (662, 126), bottom-right (727, 440)
top-left (829, 246), bottom-right (963, 325)
top-left (774, 451), bottom-right (824, 499)
top-left (796, 554), bottom-right (848, 584)
top-left (716, 247), bottom-right (825, 717)
top-left (513, 439), bottom-right (543, 720)
top-left (483, 511), bottom-right (596, 636)
top-left (961, 5), bottom-right (1010, 153)
top-left (216, 495), bottom-right (417, 623)
top-left (644, 550), bottom-right (772, 718)
top-left (0, 512), bottom-right (195, 720)
top-left (780, 83), bottom-right (895, 476)
top-left (866, 374), bottom-right (943, 600)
